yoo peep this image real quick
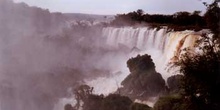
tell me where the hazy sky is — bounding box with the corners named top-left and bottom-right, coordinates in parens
top-left (13, 0), bottom-right (212, 15)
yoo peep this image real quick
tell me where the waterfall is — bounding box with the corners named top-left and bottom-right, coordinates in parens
top-left (102, 27), bottom-right (167, 51)
top-left (55, 26), bottom-right (203, 109)
top-left (102, 27), bottom-right (201, 80)
top-left (75, 26), bottom-right (202, 103)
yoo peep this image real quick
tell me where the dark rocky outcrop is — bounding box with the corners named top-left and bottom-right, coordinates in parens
top-left (119, 54), bottom-right (166, 100)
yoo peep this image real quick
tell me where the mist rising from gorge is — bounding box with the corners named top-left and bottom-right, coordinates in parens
top-left (0, 1), bottom-right (210, 110)
top-left (0, 1), bottom-right (128, 110)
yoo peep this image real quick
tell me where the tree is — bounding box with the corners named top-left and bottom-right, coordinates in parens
top-left (154, 94), bottom-right (185, 110)
top-left (204, 0), bottom-right (220, 39)
top-left (170, 1), bottom-right (220, 110)
top-left (173, 34), bottom-right (220, 110)
top-left (64, 104), bottom-right (75, 110)
top-left (170, 1), bottom-right (220, 108)
top-left (137, 9), bottom-right (144, 16)
top-left (131, 103), bottom-right (152, 110)
top-left (101, 94), bottom-right (132, 110)
top-left (192, 11), bottom-right (201, 16)
top-left (73, 85), bottom-right (94, 110)
top-left (167, 75), bottom-right (183, 93)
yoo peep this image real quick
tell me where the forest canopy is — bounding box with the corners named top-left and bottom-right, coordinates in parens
top-left (109, 1), bottom-right (219, 32)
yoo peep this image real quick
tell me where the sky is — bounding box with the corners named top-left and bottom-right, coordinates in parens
top-left (13, 0), bottom-right (212, 15)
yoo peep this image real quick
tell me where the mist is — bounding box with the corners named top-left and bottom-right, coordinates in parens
top-left (0, 0), bottom-right (210, 110)
top-left (0, 1), bottom-right (129, 110)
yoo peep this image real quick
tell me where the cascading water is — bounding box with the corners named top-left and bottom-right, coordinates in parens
top-left (102, 27), bottom-right (168, 51)
top-left (98, 26), bottom-right (201, 89)
top-left (55, 26), bottom-right (203, 109)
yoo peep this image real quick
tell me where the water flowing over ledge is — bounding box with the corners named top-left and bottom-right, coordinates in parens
top-left (102, 27), bottom-right (202, 80)
top-left (55, 26), bottom-right (208, 109)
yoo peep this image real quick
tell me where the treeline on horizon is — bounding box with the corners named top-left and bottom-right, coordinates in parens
top-left (110, 9), bottom-right (211, 31)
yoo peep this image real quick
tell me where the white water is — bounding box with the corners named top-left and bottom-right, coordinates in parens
top-left (56, 26), bottom-right (202, 109)
top-left (87, 27), bottom-right (201, 95)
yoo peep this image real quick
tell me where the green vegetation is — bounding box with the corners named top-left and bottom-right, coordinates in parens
top-left (61, 1), bottom-right (219, 110)
top-left (109, 1), bottom-right (220, 110)
top-left (131, 103), bottom-right (153, 110)
top-left (167, 75), bottom-right (183, 93)
top-left (154, 94), bottom-right (185, 110)
top-left (101, 94), bottom-right (133, 110)
top-left (160, 1), bottom-right (220, 110)
top-left (203, 0), bottom-right (220, 37)
top-left (65, 85), bottom-right (152, 110)
top-left (169, 35), bottom-right (220, 109)
top-left (110, 1), bottom-right (220, 32)
top-left (110, 9), bottom-right (205, 31)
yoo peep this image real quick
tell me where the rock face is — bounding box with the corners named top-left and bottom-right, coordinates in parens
top-left (167, 75), bottom-right (183, 93)
top-left (120, 54), bottom-right (166, 100)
